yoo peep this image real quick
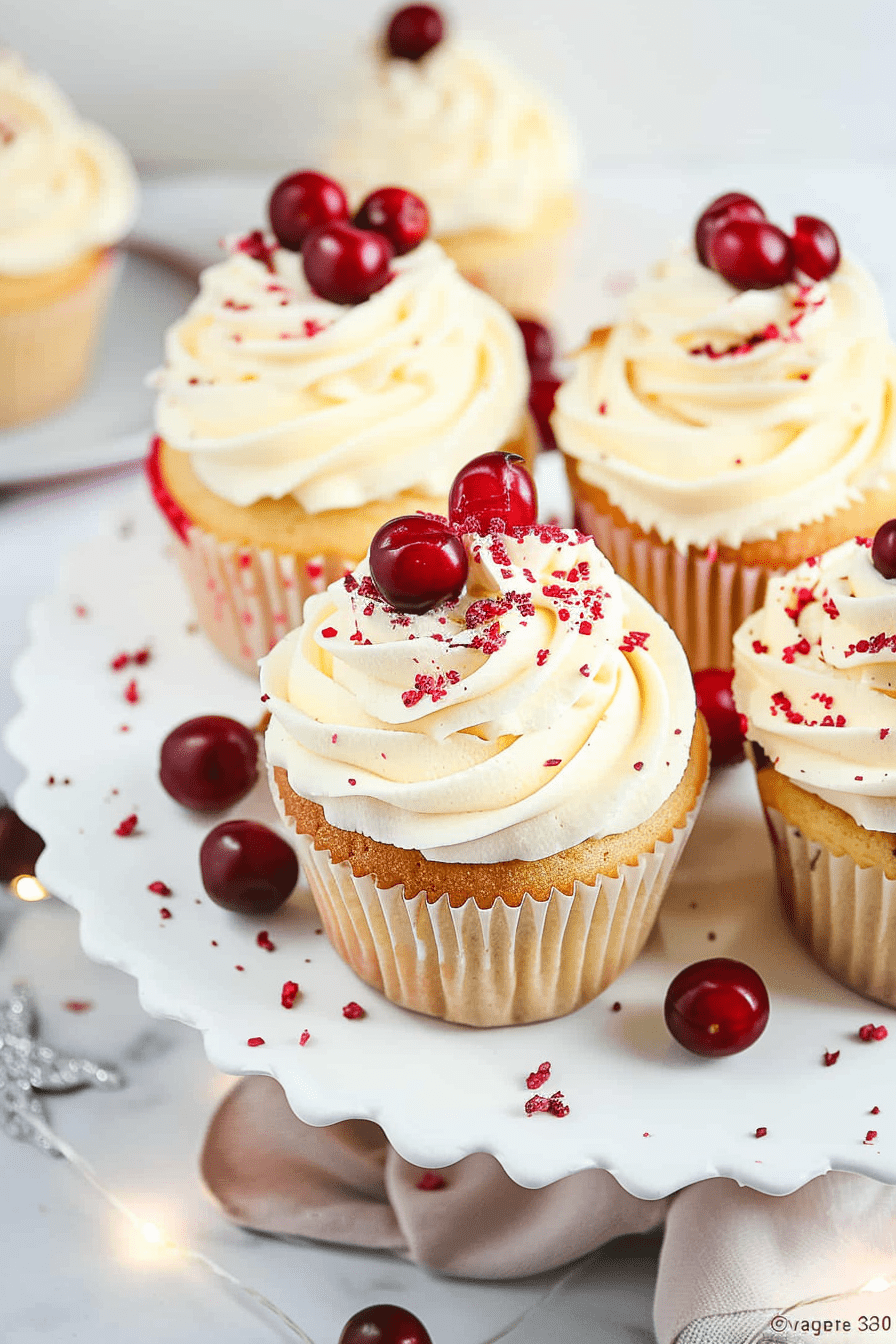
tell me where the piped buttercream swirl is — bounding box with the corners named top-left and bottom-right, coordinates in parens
top-left (0, 50), bottom-right (137, 275)
top-left (152, 237), bottom-right (528, 512)
top-left (262, 523), bottom-right (695, 864)
top-left (734, 537), bottom-right (896, 831)
top-left (554, 245), bottom-right (896, 552)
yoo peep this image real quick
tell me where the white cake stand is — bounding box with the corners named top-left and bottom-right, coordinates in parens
top-left (6, 464), bottom-right (896, 1198)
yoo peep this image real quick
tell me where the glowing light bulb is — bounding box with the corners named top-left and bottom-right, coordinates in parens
top-left (12, 875), bottom-right (48, 902)
top-left (862, 1277), bottom-right (893, 1294)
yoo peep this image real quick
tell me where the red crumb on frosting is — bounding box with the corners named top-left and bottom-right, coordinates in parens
top-left (598, 401), bottom-right (608, 415)
top-left (619, 630), bottom-right (650, 653)
top-left (752, 640), bottom-right (769, 654)
top-left (299, 1029), bottom-right (310, 1045)
top-left (824, 1050), bottom-right (840, 1067)
top-left (543, 758), bottom-right (561, 768)
top-left (247, 1037), bottom-right (265, 1047)
top-left (782, 637), bottom-right (811, 664)
top-left (342, 1001), bottom-right (366, 1020)
top-left (114, 814), bottom-right (138, 837)
top-left (784, 587), bottom-right (816, 623)
top-left (633, 761), bottom-right (644, 771)
top-left (257, 931), bottom-right (276, 951)
top-left (321, 627), bottom-right (337, 639)
top-left (417, 1171), bottom-right (446, 1191)
top-left (526, 1061), bottom-right (551, 1090)
top-left (148, 881), bottom-right (171, 896)
top-left (859, 1024), bottom-right (889, 1042)
top-left (281, 980), bottom-right (299, 1009)
top-left (235, 230), bottom-right (277, 271)
top-left (856, 536), bottom-right (872, 548)
top-left (536, 649), bottom-right (550, 666)
top-left (822, 598), bottom-right (840, 619)
top-left (755, 1127), bottom-right (768, 1138)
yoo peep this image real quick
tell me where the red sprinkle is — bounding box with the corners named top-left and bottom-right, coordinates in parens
top-left (299, 1029), bottom-right (310, 1046)
top-left (148, 881), bottom-right (171, 896)
top-left (536, 649), bottom-right (550, 667)
top-left (824, 1050), bottom-right (840, 1067)
top-left (159, 908), bottom-right (172, 920)
top-left (281, 980), bottom-right (299, 1009)
top-left (859, 1024), bottom-right (889, 1042)
top-left (416, 1171), bottom-right (446, 1191)
top-left (133, 648), bottom-right (151, 666)
top-left (114, 814), bottom-right (138, 837)
top-left (257, 930), bottom-right (276, 952)
top-left (110, 652), bottom-right (129, 670)
top-left (865, 1130), bottom-right (878, 1144)
top-left (872, 1106), bottom-right (881, 1115)
top-left (124, 679), bottom-right (139, 704)
top-left (63, 1000), bottom-right (93, 1013)
top-left (526, 1061), bottom-right (552, 1090)
top-left (633, 761), bottom-right (644, 771)
top-left (342, 1001), bottom-right (366, 1020)
top-left (247, 1037), bottom-right (265, 1047)
top-left (543, 758), bottom-right (561, 768)
top-left (260, 693), bottom-right (270, 703)
top-left (755, 1127), bottom-right (768, 1138)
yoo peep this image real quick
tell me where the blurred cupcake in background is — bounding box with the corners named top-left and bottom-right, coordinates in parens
top-left (734, 523), bottom-right (896, 1007)
top-left (148, 171), bottom-right (533, 675)
top-left (0, 50), bottom-right (138, 428)
top-left (554, 192), bottom-right (896, 672)
top-left (323, 5), bottom-right (580, 319)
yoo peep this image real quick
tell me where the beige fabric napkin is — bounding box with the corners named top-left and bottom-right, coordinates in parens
top-left (203, 1077), bottom-right (896, 1343)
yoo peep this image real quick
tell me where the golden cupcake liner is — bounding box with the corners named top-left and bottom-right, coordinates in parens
top-left (168, 525), bottom-right (355, 674)
top-left (766, 805), bottom-right (896, 1009)
top-left (574, 495), bottom-right (777, 672)
top-left (0, 250), bottom-right (119, 429)
top-left (277, 785), bottom-right (705, 1028)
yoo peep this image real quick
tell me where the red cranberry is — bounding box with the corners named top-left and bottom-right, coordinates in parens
top-left (516, 319), bottom-right (555, 376)
top-left (0, 806), bottom-right (44, 883)
top-left (340, 1305), bottom-right (432, 1344)
top-left (664, 958), bottom-right (770, 1058)
top-left (529, 376), bottom-right (561, 452)
top-left (709, 219), bottom-right (795, 291)
top-left (693, 668), bottom-right (746, 767)
top-left (200, 820), bottom-right (298, 916)
top-left (872, 519), bottom-right (896, 580)
top-left (303, 222), bottom-right (394, 305)
top-left (354, 187), bottom-right (429, 256)
top-left (694, 192), bottom-right (766, 267)
top-left (448, 452), bottom-right (538, 534)
top-left (791, 215), bottom-right (841, 283)
top-left (160, 716), bottom-right (258, 812)
top-left (369, 515), bottom-right (468, 614)
top-left (268, 172), bottom-right (349, 252)
top-left (385, 5), bottom-right (444, 61)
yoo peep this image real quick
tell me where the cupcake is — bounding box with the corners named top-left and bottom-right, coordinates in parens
top-left (0, 50), bottom-right (137, 427)
top-left (261, 453), bottom-right (708, 1027)
top-left (149, 175), bottom-right (533, 675)
top-left (734, 522), bottom-right (896, 1007)
top-left (323, 5), bottom-right (579, 319)
top-left (554, 192), bottom-right (896, 672)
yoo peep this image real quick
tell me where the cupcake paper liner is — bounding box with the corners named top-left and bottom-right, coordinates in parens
top-left (276, 782), bottom-right (705, 1028)
top-left (169, 526), bottom-right (356, 674)
top-left (0, 250), bottom-right (119, 430)
top-left (574, 495), bottom-right (777, 672)
top-left (766, 805), bottom-right (896, 1009)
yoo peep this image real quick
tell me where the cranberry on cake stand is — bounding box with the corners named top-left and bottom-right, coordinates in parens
top-left (6, 462), bottom-right (896, 1200)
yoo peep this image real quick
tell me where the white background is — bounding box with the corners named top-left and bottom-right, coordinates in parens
top-left (4, 0), bottom-right (896, 172)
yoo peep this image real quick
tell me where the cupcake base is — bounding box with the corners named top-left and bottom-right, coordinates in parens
top-left (148, 416), bottom-right (538, 675)
top-left (270, 716), bottom-right (709, 1027)
top-left (755, 757), bottom-right (896, 1008)
top-left (438, 191), bottom-right (579, 320)
top-left (0, 249), bottom-right (118, 429)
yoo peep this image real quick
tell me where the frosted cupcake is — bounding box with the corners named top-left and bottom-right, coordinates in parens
top-left (0, 50), bottom-right (137, 427)
top-left (261, 453), bottom-right (708, 1027)
top-left (734, 522), bottom-right (896, 1007)
top-left (554, 193), bottom-right (896, 672)
top-left (323, 5), bottom-right (579, 319)
top-left (149, 174), bottom-right (533, 674)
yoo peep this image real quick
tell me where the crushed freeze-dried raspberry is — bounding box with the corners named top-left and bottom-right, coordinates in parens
top-left (526, 1062), bottom-right (552, 1090)
top-left (257, 931), bottom-right (275, 952)
top-left (159, 907), bottom-right (172, 920)
top-left (548, 1092), bottom-right (569, 1118)
top-left (755, 1127), bottom-right (768, 1138)
top-left (235, 230), bottom-right (276, 271)
top-left (74, 605), bottom-right (88, 618)
top-left (321, 627), bottom-right (337, 639)
top-left (536, 649), bottom-right (550, 666)
top-left (619, 630), bottom-right (650, 654)
top-left (299, 1029), bottom-right (310, 1045)
top-left (633, 761), bottom-right (644, 771)
top-left (872, 1106), bottom-right (881, 1115)
top-left (133, 648), bottom-right (151, 665)
top-left (752, 640), bottom-right (769, 655)
top-left (110, 652), bottom-right (129, 670)
top-left (114, 814), bottom-right (138, 837)
top-left (859, 1024), bottom-right (888, 1042)
top-left (63, 1001), bottom-right (93, 1013)
top-left (823, 598), bottom-right (840, 619)
top-left (865, 1130), bottom-right (878, 1144)
top-left (342, 1001), bottom-right (365, 1020)
top-left (524, 1095), bottom-right (552, 1116)
top-left (148, 881), bottom-right (171, 896)
top-left (281, 980), bottom-right (299, 1009)
top-left (824, 1050), bottom-right (840, 1067)
top-left (247, 1037), bottom-right (265, 1047)
top-left (611, 1001), bottom-right (622, 1012)
top-left (784, 587), bottom-right (816, 623)
top-left (416, 1171), bottom-right (446, 1191)
top-left (543, 759), bottom-right (561, 768)
top-left (124, 679), bottom-right (139, 704)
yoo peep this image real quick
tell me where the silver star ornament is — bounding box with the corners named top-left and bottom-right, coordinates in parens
top-left (0, 983), bottom-right (123, 1152)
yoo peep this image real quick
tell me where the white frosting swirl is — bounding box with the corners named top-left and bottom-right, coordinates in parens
top-left (0, 50), bottom-right (137, 275)
top-left (152, 237), bottom-right (528, 512)
top-left (262, 525), bottom-right (695, 864)
top-left (554, 245), bottom-right (896, 551)
top-left (734, 538), bottom-right (896, 831)
top-left (325, 39), bottom-right (578, 236)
